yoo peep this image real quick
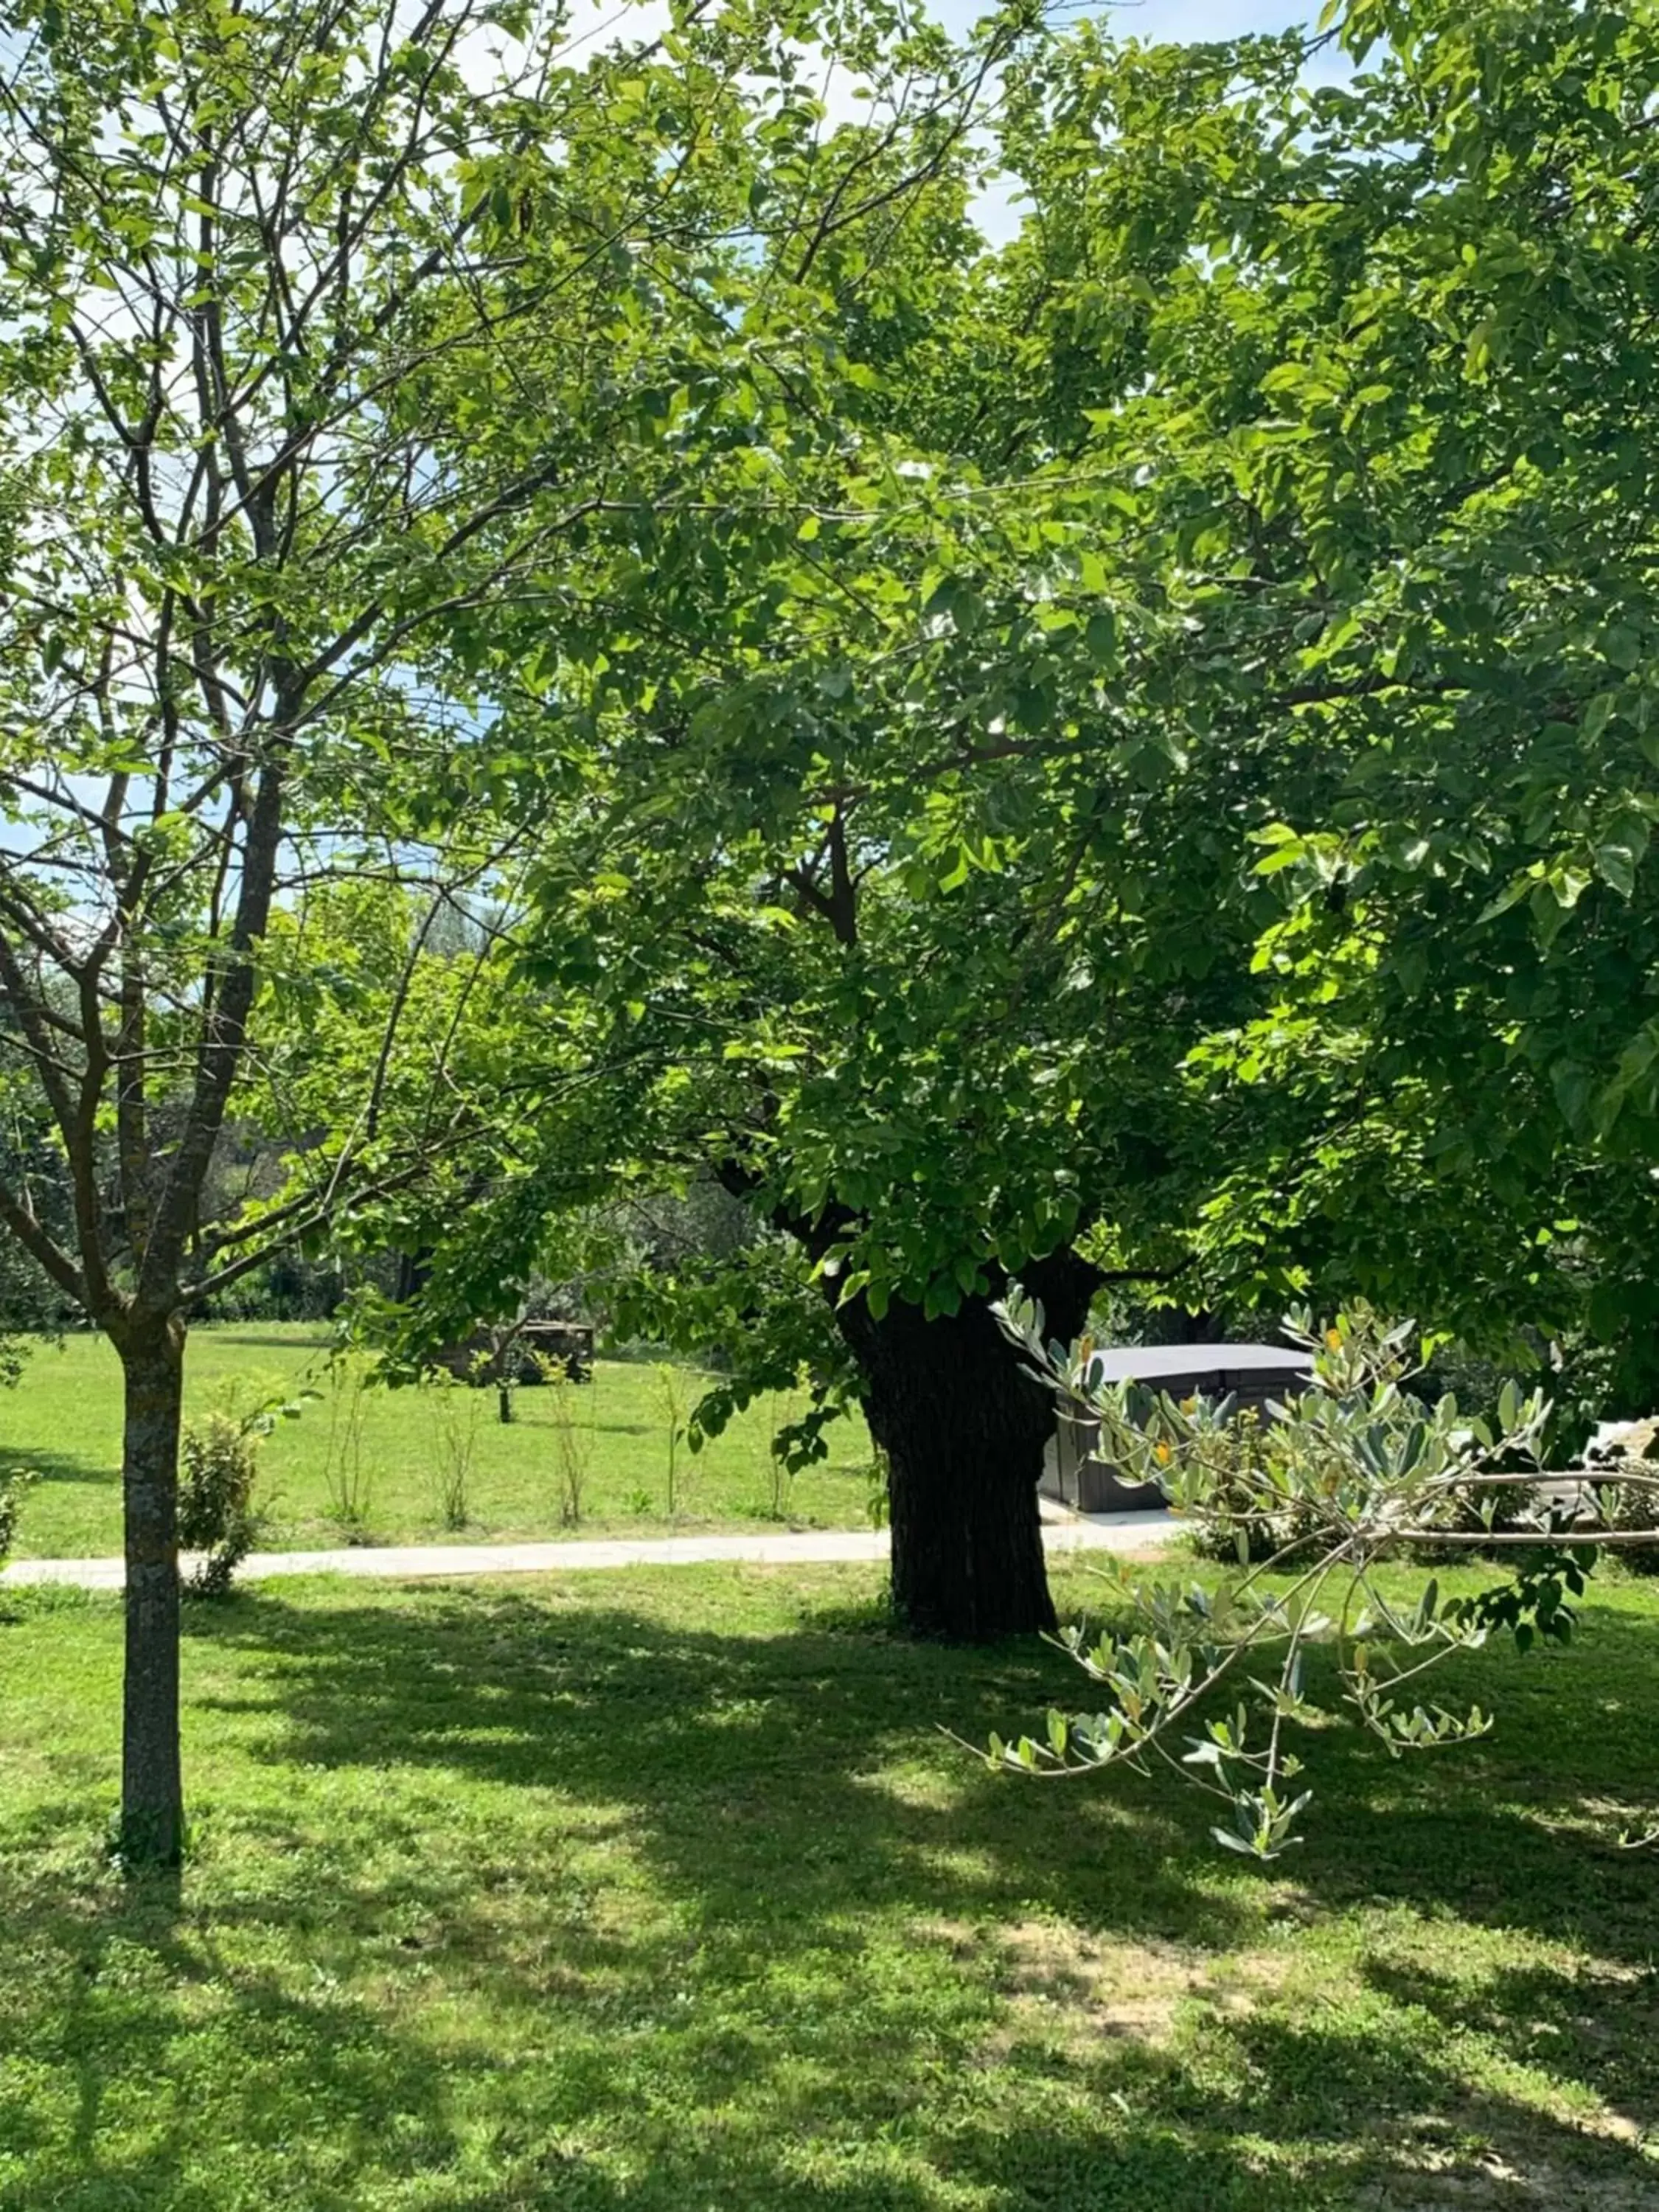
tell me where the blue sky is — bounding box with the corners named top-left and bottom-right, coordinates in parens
top-left (933, 1), bottom-right (1316, 41)
top-left (921, 1), bottom-right (1331, 241)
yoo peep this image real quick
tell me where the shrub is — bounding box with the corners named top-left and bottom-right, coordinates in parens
top-left (178, 1414), bottom-right (263, 1597)
top-left (1413, 1472), bottom-right (1546, 1563)
top-left (1168, 1357), bottom-right (1545, 1567)
top-left (1175, 1408), bottom-right (1304, 1562)
top-left (653, 1363), bottom-right (689, 1517)
top-left (425, 1372), bottom-right (480, 1531)
top-left (546, 1370), bottom-right (594, 1527)
top-left (321, 1360), bottom-right (375, 1533)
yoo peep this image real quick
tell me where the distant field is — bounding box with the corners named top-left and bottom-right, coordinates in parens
top-left (0, 1326), bottom-right (875, 1558)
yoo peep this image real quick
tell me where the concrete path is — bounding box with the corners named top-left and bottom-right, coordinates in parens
top-left (1, 1508), bottom-right (1177, 1593)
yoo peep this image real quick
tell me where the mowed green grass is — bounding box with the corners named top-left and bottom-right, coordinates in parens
top-left (0, 1326), bottom-right (875, 1557)
top-left (1, 1558), bottom-right (1657, 2209)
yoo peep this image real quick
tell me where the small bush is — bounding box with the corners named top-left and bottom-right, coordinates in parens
top-left (425, 1373), bottom-right (480, 1531)
top-left (178, 1414), bottom-right (262, 1597)
top-left (653, 1363), bottom-right (689, 1517)
top-left (547, 1371), bottom-right (594, 1527)
top-left (1182, 1404), bottom-right (1547, 1566)
top-left (1173, 1410), bottom-right (1310, 1563)
top-left (321, 1360), bottom-right (375, 1533)
top-left (1413, 1472), bottom-right (1545, 1564)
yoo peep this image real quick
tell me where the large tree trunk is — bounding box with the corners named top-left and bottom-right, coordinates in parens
top-left (833, 1254), bottom-right (1098, 1641)
top-left (115, 1314), bottom-right (187, 1866)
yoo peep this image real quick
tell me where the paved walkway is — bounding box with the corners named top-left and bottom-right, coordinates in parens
top-left (1, 1508), bottom-right (1177, 1593)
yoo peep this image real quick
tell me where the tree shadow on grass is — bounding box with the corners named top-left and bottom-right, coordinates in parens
top-left (204, 1582), bottom-right (1658, 2183)
top-left (2, 1442), bottom-right (112, 1491)
top-left (1282, 1601), bottom-right (1659, 1962)
top-left (191, 1579), bottom-right (1251, 1954)
top-left (1366, 1949), bottom-right (1659, 2124)
top-left (1136, 2005), bottom-right (1658, 2211)
top-left (5, 1577), bottom-right (1658, 2208)
top-left (0, 1816), bottom-right (469, 2212)
top-left (0, 1787), bottom-right (1288, 2212)
top-left (191, 1581), bottom-right (1659, 1969)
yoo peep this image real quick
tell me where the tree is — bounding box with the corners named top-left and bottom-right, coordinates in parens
top-left (496, 0), bottom-right (1659, 1630)
top-left (419, 0), bottom-right (1659, 1646)
top-left (406, 15), bottom-right (1298, 1640)
top-left (969, 0), bottom-right (1659, 1411)
top-left (0, 0), bottom-right (866, 1860)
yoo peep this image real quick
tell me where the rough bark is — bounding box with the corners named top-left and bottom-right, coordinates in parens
top-left (832, 1252), bottom-right (1099, 1641)
top-left (115, 1314), bottom-right (187, 1866)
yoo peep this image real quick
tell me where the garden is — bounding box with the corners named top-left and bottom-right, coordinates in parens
top-left (3, 0), bottom-right (1659, 2204)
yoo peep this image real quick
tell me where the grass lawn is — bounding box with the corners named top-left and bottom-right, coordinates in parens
top-left (1, 1557), bottom-right (1656, 2208)
top-left (0, 1326), bottom-right (875, 1558)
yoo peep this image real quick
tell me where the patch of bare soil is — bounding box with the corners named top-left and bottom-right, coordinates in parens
top-left (975, 1916), bottom-right (1283, 2059)
top-left (1361, 2101), bottom-right (1655, 2212)
top-left (1365, 2146), bottom-right (1655, 2212)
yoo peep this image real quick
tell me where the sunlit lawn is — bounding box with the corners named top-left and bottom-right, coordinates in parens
top-left (1, 1557), bottom-right (1656, 2208)
top-left (0, 1326), bottom-right (874, 1558)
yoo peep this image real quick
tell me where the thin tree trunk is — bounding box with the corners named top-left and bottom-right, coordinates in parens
top-left (116, 1315), bottom-right (187, 1865)
top-left (833, 1253), bottom-right (1097, 1641)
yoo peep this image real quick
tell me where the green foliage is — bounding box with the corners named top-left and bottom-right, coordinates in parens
top-left (546, 1371), bottom-right (596, 1528)
top-left (0, 0), bottom-right (988, 1352)
top-left (177, 1419), bottom-right (263, 1600)
top-left (321, 1362), bottom-right (376, 1536)
top-left (0, 0), bottom-right (878, 1848)
top-left (998, 0), bottom-right (1659, 1377)
top-left (992, 1292), bottom-right (1659, 1858)
top-left (424, 1371), bottom-right (483, 1534)
top-left (360, 1), bottom-right (1659, 1638)
top-left (419, 0), bottom-right (1659, 1458)
top-left (399, 2), bottom-right (1273, 1427)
